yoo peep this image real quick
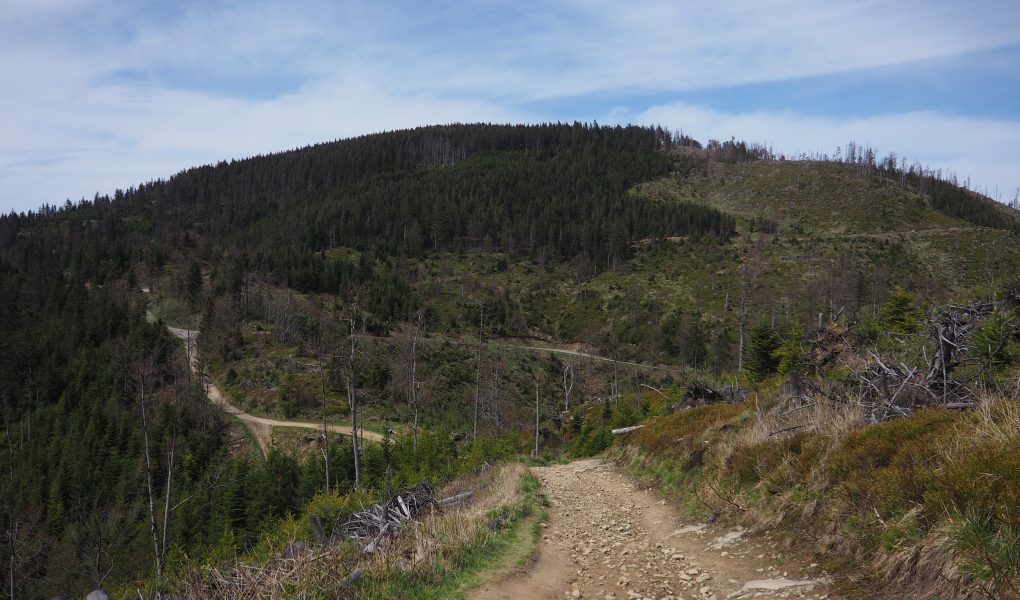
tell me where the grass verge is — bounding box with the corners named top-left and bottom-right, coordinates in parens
top-left (359, 470), bottom-right (546, 599)
top-left (608, 395), bottom-right (1020, 599)
top-left (168, 462), bottom-right (547, 599)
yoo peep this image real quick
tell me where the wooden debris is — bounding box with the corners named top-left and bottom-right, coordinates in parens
top-left (343, 481), bottom-right (436, 543)
top-left (851, 300), bottom-right (997, 420)
top-left (612, 425), bottom-right (645, 435)
top-left (679, 381), bottom-right (746, 409)
top-left (435, 490), bottom-right (474, 506)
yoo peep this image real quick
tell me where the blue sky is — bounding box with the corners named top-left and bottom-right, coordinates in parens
top-left (2, 0), bottom-right (1019, 213)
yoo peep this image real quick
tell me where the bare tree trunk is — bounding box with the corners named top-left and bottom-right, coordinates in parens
top-left (409, 312), bottom-right (422, 450)
top-left (533, 378), bottom-right (540, 458)
top-left (138, 370), bottom-right (163, 579)
top-left (317, 355), bottom-right (330, 492)
top-left (160, 440), bottom-right (174, 570)
top-left (613, 358), bottom-right (620, 411)
top-left (473, 302), bottom-right (483, 443)
top-left (348, 318), bottom-right (361, 488)
top-left (5, 412), bottom-right (16, 600)
top-left (562, 362), bottom-right (574, 412)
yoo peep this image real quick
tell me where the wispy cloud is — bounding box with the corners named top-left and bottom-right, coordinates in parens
top-left (1, 0), bottom-right (1018, 211)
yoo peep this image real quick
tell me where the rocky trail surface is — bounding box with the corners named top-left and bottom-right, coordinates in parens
top-left (473, 459), bottom-right (837, 600)
top-left (166, 325), bottom-right (384, 455)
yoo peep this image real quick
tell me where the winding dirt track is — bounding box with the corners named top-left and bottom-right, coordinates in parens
top-left (167, 326), bottom-right (383, 455)
top-left (472, 459), bottom-right (838, 600)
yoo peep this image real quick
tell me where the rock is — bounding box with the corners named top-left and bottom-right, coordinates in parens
top-left (572, 589), bottom-right (583, 598)
top-left (709, 528), bottom-right (746, 550)
top-left (87, 592), bottom-right (109, 600)
top-left (739, 578), bottom-right (821, 592)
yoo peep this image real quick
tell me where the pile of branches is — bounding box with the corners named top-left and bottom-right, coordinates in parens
top-left (343, 482), bottom-right (438, 551)
top-left (925, 301), bottom-right (994, 393)
top-left (854, 301), bottom-right (995, 421)
top-left (806, 321), bottom-right (857, 370)
top-left (679, 381), bottom-right (746, 409)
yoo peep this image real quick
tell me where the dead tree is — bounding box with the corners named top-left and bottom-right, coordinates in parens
top-left (345, 316), bottom-right (361, 488)
top-left (562, 360), bottom-right (575, 412)
top-left (533, 378), bottom-right (541, 457)
top-left (3, 507), bottom-right (49, 600)
top-left (134, 346), bottom-right (194, 583)
top-left (612, 357), bottom-right (620, 411)
top-left (473, 301), bottom-right (484, 443)
top-left (853, 300), bottom-right (999, 420)
top-left (159, 364), bottom-right (184, 580)
top-left (136, 358), bottom-right (165, 579)
top-left (925, 302), bottom-right (994, 401)
top-left (316, 351), bottom-right (331, 492)
top-left (408, 312), bottom-right (424, 450)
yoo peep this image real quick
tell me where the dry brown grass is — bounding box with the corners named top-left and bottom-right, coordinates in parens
top-left (619, 379), bottom-right (1020, 598)
top-left (175, 462), bottom-right (529, 599)
top-left (363, 462), bottom-right (527, 577)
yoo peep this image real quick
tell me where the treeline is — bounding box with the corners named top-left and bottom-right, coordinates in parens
top-left (0, 257), bottom-right (518, 596)
top-left (780, 140), bottom-right (1019, 232)
top-left (1, 124), bottom-right (734, 293)
top-left (0, 260), bottom-right (225, 595)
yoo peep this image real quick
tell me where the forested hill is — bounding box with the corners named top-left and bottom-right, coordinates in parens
top-left (2, 123), bottom-right (1019, 597)
top-left (0, 124), bottom-right (733, 290)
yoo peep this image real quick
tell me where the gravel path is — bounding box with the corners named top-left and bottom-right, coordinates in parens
top-left (167, 326), bottom-right (384, 455)
top-left (473, 459), bottom-right (837, 600)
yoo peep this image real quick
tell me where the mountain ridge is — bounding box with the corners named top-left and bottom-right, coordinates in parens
top-left (2, 123), bottom-right (1019, 597)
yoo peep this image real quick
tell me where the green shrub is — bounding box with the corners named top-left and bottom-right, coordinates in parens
top-left (880, 287), bottom-right (923, 333)
top-left (829, 410), bottom-right (957, 519)
top-left (747, 321), bottom-right (782, 379)
top-left (969, 309), bottom-right (1017, 373)
top-left (628, 402), bottom-right (745, 456)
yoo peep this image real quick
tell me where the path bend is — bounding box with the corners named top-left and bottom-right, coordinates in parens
top-left (167, 326), bottom-right (384, 455)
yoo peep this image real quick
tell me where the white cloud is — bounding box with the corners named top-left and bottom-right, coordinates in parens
top-left (380, 0), bottom-right (1020, 100)
top-left (0, 77), bottom-right (532, 208)
top-left (627, 102), bottom-right (1020, 202)
top-left (1, 0), bottom-right (1018, 211)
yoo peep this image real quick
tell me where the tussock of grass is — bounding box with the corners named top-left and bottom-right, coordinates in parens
top-left (613, 394), bottom-right (1020, 598)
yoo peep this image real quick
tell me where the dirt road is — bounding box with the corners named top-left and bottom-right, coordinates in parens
top-left (508, 343), bottom-right (683, 375)
top-left (472, 459), bottom-right (835, 600)
top-left (167, 326), bottom-right (384, 455)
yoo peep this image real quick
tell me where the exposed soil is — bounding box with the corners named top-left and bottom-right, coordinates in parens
top-left (167, 325), bottom-right (384, 455)
top-left (472, 459), bottom-right (838, 600)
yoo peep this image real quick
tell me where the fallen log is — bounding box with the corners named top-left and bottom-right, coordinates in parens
top-left (436, 490), bottom-right (474, 506)
top-left (612, 425), bottom-right (645, 435)
top-left (945, 402), bottom-right (976, 410)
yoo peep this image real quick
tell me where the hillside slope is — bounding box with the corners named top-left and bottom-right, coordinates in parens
top-left (2, 123), bottom-right (1018, 597)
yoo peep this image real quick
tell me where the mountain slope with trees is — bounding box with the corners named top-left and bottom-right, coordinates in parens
top-left (1, 123), bottom-right (1018, 597)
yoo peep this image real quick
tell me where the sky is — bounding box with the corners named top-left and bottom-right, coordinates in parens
top-left (2, 0), bottom-right (1019, 213)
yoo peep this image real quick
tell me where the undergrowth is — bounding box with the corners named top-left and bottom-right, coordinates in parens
top-left (168, 462), bottom-right (546, 599)
top-left (611, 395), bottom-right (1020, 598)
